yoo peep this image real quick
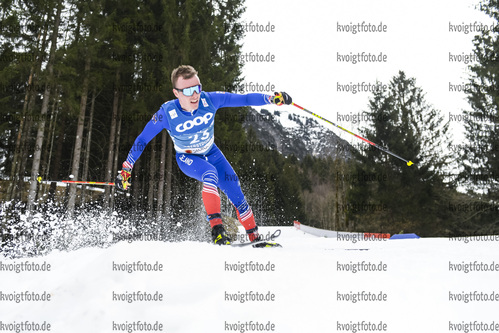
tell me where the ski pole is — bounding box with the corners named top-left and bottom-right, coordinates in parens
top-left (291, 102), bottom-right (414, 166)
top-left (61, 180), bottom-right (115, 186)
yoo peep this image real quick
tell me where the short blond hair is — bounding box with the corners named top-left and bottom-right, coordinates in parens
top-left (171, 65), bottom-right (198, 88)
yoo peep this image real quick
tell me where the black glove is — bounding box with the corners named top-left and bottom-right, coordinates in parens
top-left (270, 91), bottom-right (292, 106)
top-left (115, 168), bottom-right (132, 191)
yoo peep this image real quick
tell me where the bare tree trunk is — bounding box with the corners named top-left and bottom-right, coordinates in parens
top-left (67, 55), bottom-right (91, 216)
top-left (156, 131), bottom-right (167, 219)
top-left (16, 71), bottom-right (44, 202)
top-left (7, 67), bottom-right (34, 202)
top-left (81, 87), bottom-right (97, 205)
top-left (14, 112), bottom-right (32, 202)
top-left (103, 68), bottom-right (120, 210)
top-left (40, 84), bottom-right (60, 199)
top-left (27, 1), bottom-right (63, 213)
top-left (147, 137), bottom-right (157, 220)
top-left (110, 93), bottom-right (123, 211)
top-left (48, 114), bottom-right (65, 203)
top-left (132, 158), bottom-right (141, 211)
top-left (163, 137), bottom-right (173, 220)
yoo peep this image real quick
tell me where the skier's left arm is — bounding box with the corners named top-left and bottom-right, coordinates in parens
top-left (206, 91), bottom-right (292, 108)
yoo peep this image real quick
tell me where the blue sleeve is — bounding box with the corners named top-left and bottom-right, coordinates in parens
top-left (124, 110), bottom-right (167, 169)
top-left (206, 92), bottom-right (271, 109)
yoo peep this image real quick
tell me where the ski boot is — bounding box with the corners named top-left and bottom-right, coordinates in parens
top-left (212, 224), bottom-right (231, 245)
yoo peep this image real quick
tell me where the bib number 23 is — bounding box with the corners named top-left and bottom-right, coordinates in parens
top-left (190, 129), bottom-right (210, 144)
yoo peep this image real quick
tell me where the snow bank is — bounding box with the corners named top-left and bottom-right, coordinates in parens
top-left (1, 226), bottom-right (498, 332)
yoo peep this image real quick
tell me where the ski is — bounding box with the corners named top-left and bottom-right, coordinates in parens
top-left (230, 239), bottom-right (282, 248)
top-left (230, 229), bottom-right (282, 248)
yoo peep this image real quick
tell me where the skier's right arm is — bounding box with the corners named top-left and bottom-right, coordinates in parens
top-left (116, 109), bottom-right (168, 190)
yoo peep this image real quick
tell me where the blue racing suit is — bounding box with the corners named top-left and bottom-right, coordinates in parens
top-left (123, 91), bottom-right (272, 218)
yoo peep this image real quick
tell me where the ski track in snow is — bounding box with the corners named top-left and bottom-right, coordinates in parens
top-left (1, 226), bottom-right (498, 332)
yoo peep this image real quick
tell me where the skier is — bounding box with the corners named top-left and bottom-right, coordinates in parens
top-left (116, 65), bottom-right (292, 246)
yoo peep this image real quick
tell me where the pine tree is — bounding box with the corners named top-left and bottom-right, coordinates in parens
top-left (1, 0), bottom-right (53, 202)
top-left (460, 0), bottom-right (499, 229)
top-left (349, 71), bottom-right (452, 236)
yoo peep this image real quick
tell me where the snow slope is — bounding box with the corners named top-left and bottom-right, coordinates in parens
top-left (1, 226), bottom-right (498, 333)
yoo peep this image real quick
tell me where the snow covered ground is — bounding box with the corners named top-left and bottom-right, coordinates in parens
top-left (1, 226), bottom-right (498, 333)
